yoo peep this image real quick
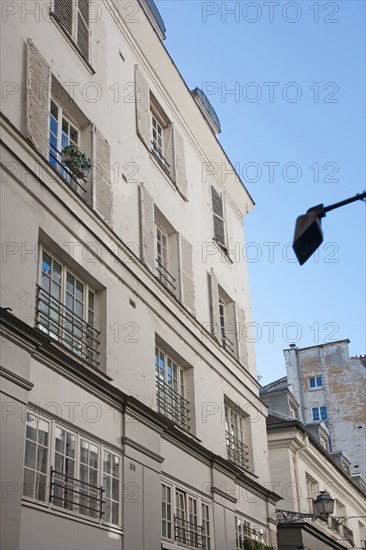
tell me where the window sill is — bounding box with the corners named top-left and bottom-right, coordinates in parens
top-left (149, 149), bottom-right (177, 192)
top-left (212, 239), bottom-right (233, 264)
top-left (22, 499), bottom-right (123, 534)
top-left (309, 387), bottom-right (323, 391)
top-left (50, 12), bottom-right (96, 75)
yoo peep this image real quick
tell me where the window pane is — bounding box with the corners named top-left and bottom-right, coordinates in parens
top-left (52, 261), bottom-right (62, 284)
top-left (23, 468), bottom-right (35, 498)
top-left (309, 378), bottom-right (315, 388)
top-left (38, 419), bottom-right (49, 446)
top-left (37, 446), bottom-right (48, 473)
top-left (55, 428), bottom-right (65, 453)
top-left (104, 451), bottom-right (111, 474)
top-left (112, 455), bottom-right (119, 477)
top-left (25, 440), bottom-right (36, 469)
top-left (26, 413), bottom-right (38, 441)
top-left (316, 376), bottom-right (322, 386)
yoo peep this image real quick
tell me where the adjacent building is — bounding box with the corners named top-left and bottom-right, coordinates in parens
top-left (0, 1), bottom-right (279, 549)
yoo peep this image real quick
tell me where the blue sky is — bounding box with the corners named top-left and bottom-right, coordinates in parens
top-left (155, 0), bottom-right (366, 384)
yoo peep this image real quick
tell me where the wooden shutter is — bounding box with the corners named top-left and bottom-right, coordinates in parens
top-left (54, 0), bottom-right (73, 36)
top-left (209, 268), bottom-right (220, 340)
top-left (26, 39), bottom-right (51, 158)
top-left (174, 128), bottom-right (188, 200)
top-left (134, 65), bottom-right (150, 149)
top-left (165, 123), bottom-right (174, 178)
top-left (178, 235), bottom-right (195, 314)
top-left (139, 184), bottom-right (155, 271)
top-left (92, 126), bottom-right (112, 226)
top-left (235, 304), bottom-right (249, 368)
top-left (77, 0), bottom-right (90, 59)
top-left (211, 186), bottom-right (226, 247)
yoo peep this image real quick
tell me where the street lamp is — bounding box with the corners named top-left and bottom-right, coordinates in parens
top-left (293, 191), bottom-right (366, 265)
top-left (276, 490), bottom-right (334, 523)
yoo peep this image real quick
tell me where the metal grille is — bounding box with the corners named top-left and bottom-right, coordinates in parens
top-left (50, 143), bottom-right (87, 194)
top-left (156, 258), bottom-right (176, 290)
top-left (50, 468), bottom-right (104, 519)
top-left (151, 140), bottom-right (170, 171)
top-left (226, 431), bottom-right (249, 470)
top-left (156, 376), bottom-right (190, 431)
top-left (175, 515), bottom-right (204, 548)
top-left (35, 285), bottom-right (100, 366)
top-left (222, 333), bottom-right (234, 354)
top-left (343, 526), bottom-right (354, 547)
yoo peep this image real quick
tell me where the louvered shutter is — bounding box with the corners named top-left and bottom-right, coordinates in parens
top-left (92, 126), bottom-right (112, 226)
top-left (174, 128), bottom-right (188, 200)
top-left (178, 235), bottom-right (195, 314)
top-left (209, 268), bottom-right (220, 340)
top-left (134, 65), bottom-right (150, 149)
top-left (211, 186), bottom-right (226, 247)
top-left (165, 123), bottom-right (174, 178)
top-left (54, 0), bottom-right (73, 36)
top-left (77, 0), bottom-right (90, 60)
top-left (235, 304), bottom-right (249, 368)
top-left (139, 184), bottom-right (155, 271)
top-left (26, 39), bottom-right (51, 158)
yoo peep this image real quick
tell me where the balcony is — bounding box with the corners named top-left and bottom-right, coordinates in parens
top-left (226, 431), bottom-right (249, 470)
top-left (156, 376), bottom-right (190, 431)
top-left (50, 468), bottom-right (104, 520)
top-left (174, 515), bottom-right (204, 549)
top-left (35, 285), bottom-right (100, 367)
top-left (156, 259), bottom-right (176, 292)
top-left (222, 332), bottom-right (234, 354)
top-left (151, 141), bottom-right (170, 173)
top-left (343, 525), bottom-right (354, 547)
top-left (50, 143), bottom-right (88, 196)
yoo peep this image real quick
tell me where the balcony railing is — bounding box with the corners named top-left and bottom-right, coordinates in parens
top-left (49, 143), bottom-right (88, 195)
top-left (174, 516), bottom-right (204, 548)
top-left (222, 332), bottom-right (235, 354)
top-left (156, 376), bottom-right (190, 431)
top-left (50, 468), bottom-right (104, 519)
top-left (35, 285), bottom-right (100, 367)
top-left (330, 516), bottom-right (340, 533)
top-left (226, 431), bottom-right (249, 470)
top-left (343, 525), bottom-right (354, 547)
top-left (151, 141), bottom-right (170, 171)
top-left (156, 259), bottom-right (176, 291)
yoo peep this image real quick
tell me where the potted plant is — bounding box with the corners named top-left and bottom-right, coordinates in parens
top-left (61, 144), bottom-right (91, 178)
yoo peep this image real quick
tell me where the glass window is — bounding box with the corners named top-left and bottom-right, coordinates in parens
top-left (162, 483), bottom-right (172, 539)
top-left (103, 451), bottom-right (120, 525)
top-left (23, 412), bottom-right (49, 502)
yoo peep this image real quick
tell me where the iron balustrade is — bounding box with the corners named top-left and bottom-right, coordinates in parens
top-left (222, 332), bottom-right (235, 354)
top-left (174, 515), bottom-right (204, 548)
top-left (226, 431), bottom-right (249, 470)
top-left (156, 376), bottom-right (190, 431)
top-left (35, 285), bottom-right (100, 367)
top-left (151, 141), bottom-right (170, 171)
top-left (156, 258), bottom-right (176, 291)
top-left (343, 525), bottom-right (354, 547)
top-left (49, 143), bottom-right (87, 194)
top-left (50, 468), bottom-right (104, 519)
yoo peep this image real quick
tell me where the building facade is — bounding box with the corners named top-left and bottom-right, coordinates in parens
top-left (284, 341), bottom-right (366, 480)
top-left (0, 1), bottom-right (279, 549)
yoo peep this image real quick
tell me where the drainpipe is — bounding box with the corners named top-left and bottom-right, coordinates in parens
top-left (293, 433), bottom-right (309, 512)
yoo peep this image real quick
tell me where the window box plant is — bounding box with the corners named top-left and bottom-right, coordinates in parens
top-left (61, 144), bottom-right (91, 178)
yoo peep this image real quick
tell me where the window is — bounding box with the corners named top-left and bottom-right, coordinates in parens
top-left (219, 297), bottom-right (235, 354)
top-left (155, 223), bottom-right (176, 291)
top-left (211, 185), bottom-right (226, 249)
top-left (53, 0), bottom-right (90, 60)
top-left (49, 99), bottom-right (80, 181)
top-left (311, 405), bottom-right (327, 422)
top-left (305, 474), bottom-right (319, 513)
top-left (235, 515), bottom-right (267, 549)
top-left (22, 410), bottom-right (121, 526)
top-left (162, 481), bottom-right (211, 549)
top-left (225, 405), bottom-right (249, 470)
top-left (155, 346), bottom-right (189, 431)
top-left (36, 249), bottom-right (100, 367)
top-left (150, 99), bottom-right (172, 174)
top-left (309, 375), bottom-right (323, 389)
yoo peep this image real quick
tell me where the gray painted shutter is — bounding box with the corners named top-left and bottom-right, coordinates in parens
top-left (174, 128), bottom-right (188, 200)
top-left (209, 268), bottom-right (220, 340)
top-left (179, 235), bottom-right (195, 314)
top-left (235, 304), bottom-right (249, 368)
top-left (139, 184), bottom-right (155, 271)
top-left (165, 124), bottom-right (174, 178)
top-left (54, 0), bottom-right (73, 36)
top-left (134, 65), bottom-right (150, 149)
top-left (26, 39), bottom-right (51, 158)
top-left (211, 186), bottom-right (226, 247)
top-left (93, 126), bottom-right (112, 226)
top-left (77, 0), bottom-right (90, 60)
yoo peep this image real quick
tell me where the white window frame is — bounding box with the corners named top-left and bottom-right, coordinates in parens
top-left (162, 480), bottom-right (211, 549)
top-left (155, 223), bottom-right (176, 290)
top-left (225, 404), bottom-right (249, 470)
top-left (311, 405), bottom-right (327, 422)
top-left (218, 295), bottom-right (235, 355)
top-left (235, 515), bottom-right (267, 548)
top-left (309, 375), bottom-right (323, 389)
top-left (49, 98), bottom-right (80, 181)
top-left (37, 247), bottom-right (99, 366)
top-left (22, 409), bottom-right (121, 527)
top-left (150, 102), bottom-right (170, 171)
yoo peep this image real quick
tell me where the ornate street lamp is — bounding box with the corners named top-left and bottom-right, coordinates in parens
top-left (276, 490), bottom-right (334, 523)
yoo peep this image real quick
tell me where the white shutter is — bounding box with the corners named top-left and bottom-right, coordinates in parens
top-left (211, 186), bottom-right (226, 247)
top-left (54, 0), bottom-right (73, 36)
top-left (92, 126), bottom-right (112, 226)
top-left (209, 268), bottom-right (220, 340)
top-left (77, 0), bottom-right (90, 60)
top-left (26, 39), bottom-right (51, 158)
top-left (139, 184), bottom-right (155, 271)
top-left (235, 304), bottom-right (249, 368)
top-left (134, 65), bottom-right (150, 149)
top-left (174, 128), bottom-right (188, 200)
top-left (165, 123), bottom-right (174, 178)
top-left (178, 235), bottom-right (195, 314)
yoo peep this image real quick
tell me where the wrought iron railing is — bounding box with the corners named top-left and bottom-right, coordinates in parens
top-left (222, 332), bottom-right (235, 354)
top-left (226, 431), bottom-right (249, 470)
top-left (151, 141), bottom-right (170, 171)
top-left (174, 515), bottom-right (204, 548)
top-left (35, 285), bottom-right (100, 366)
top-left (156, 376), bottom-right (190, 431)
top-left (50, 468), bottom-right (104, 519)
top-left (156, 259), bottom-right (176, 291)
top-left (330, 515), bottom-right (340, 532)
top-left (343, 525), bottom-right (354, 547)
top-left (49, 143), bottom-right (87, 194)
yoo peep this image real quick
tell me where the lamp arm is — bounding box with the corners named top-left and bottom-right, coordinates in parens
top-left (307, 191), bottom-right (366, 218)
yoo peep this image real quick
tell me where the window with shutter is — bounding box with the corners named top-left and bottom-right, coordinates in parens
top-left (53, 0), bottom-right (90, 61)
top-left (211, 186), bottom-right (226, 248)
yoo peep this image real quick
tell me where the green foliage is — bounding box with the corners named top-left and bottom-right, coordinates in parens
top-left (61, 144), bottom-right (91, 174)
top-left (244, 538), bottom-right (252, 550)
